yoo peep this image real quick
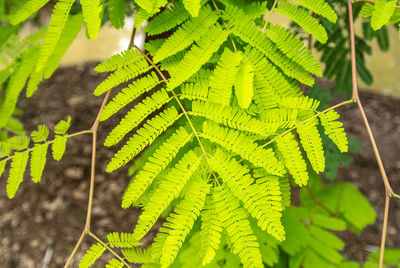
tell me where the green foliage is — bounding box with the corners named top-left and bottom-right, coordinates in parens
top-left (36, 0), bottom-right (75, 72)
top-left (9, 0), bottom-right (51, 25)
top-left (275, 1), bottom-right (328, 43)
top-left (79, 242), bottom-right (106, 268)
top-left (7, 150), bottom-right (29, 199)
top-left (371, 0), bottom-right (397, 30)
top-left (108, 0), bottom-right (126, 29)
top-left (80, 0), bottom-right (103, 39)
top-left (1, 1), bottom-right (393, 267)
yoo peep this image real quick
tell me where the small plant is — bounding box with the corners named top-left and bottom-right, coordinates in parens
top-left (0, 0), bottom-right (399, 267)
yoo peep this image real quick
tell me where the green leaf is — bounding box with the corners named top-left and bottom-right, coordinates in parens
top-left (52, 135), bottom-right (67, 161)
top-left (376, 26), bottom-right (390, 51)
top-left (371, 0), bottom-right (396, 30)
top-left (31, 125), bottom-right (49, 142)
top-left (109, 0), bottom-right (126, 29)
top-left (54, 117), bottom-right (71, 135)
top-left (79, 242), bottom-right (106, 268)
top-left (234, 58), bottom-right (254, 109)
top-left (7, 151), bottom-right (29, 199)
top-left (36, 0), bottom-right (75, 72)
top-left (80, 0), bottom-right (103, 39)
top-left (339, 184), bottom-right (376, 232)
top-left (183, 0), bottom-right (201, 17)
top-left (10, 0), bottom-right (50, 25)
top-left (30, 143), bottom-right (49, 183)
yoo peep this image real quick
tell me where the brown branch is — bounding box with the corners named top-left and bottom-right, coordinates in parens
top-left (346, 1), bottom-right (398, 267)
top-left (64, 23), bottom-right (137, 268)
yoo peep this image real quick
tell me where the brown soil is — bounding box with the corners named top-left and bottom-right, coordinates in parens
top-left (0, 63), bottom-right (399, 267)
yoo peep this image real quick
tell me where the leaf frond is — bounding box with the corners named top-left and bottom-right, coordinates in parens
top-left (79, 242), bottom-right (106, 268)
top-left (132, 149), bottom-right (203, 242)
top-left (121, 127), bottom-right (194, 208)
top-left (106, 107), bottom-right (181, 173)
top-left (202, 121), bottom-right (285, 176)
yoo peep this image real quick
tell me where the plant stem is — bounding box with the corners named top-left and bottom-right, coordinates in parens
top-left (347, 1), bottom-right (398, 267)
top-left (1, 129), bottom-right (92, 162)
top-left (64, 16), bottom-right (138, 268)
top-left (260, 99), bottom-right (354, 149)
top-left (263, 0), bottom-right (278, 32)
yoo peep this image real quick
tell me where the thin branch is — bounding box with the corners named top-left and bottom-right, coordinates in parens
top-left (263, 0), bottom-right (279, 32)
top-left (1, 129), bottom-right (92, 162)
top-left (306, 186), bottom-right (336, 217)
top-left (64, 19), bottom-right (138, 268)
top-left (347, 1), bottom-right (399, 267)
top-left (260, 99), bottom-right (354, 149)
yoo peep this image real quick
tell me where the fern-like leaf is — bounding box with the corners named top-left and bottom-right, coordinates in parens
top-left (79, 242), bottom-right (106, 268)
top-left (202, 121), bottom-right (285, 176)
top-left (160, 179), bottom-right (210, 267)
top-left (276, 132), bottom-right (308, 186)
top-left (275, 1), bottom-right (328, 44)
top-left (122, 127), bottom-right (193, 208)
top-left (36, 0), bottom-right (75, 72)
top-left (31, 125), bottom-right (49, 143)
top-left (104, 89), bottom-right (171, 146)
top-left (191, 101), bottom-right (275, 136)
top-left (7, 151), bottom-right (29, 199)
top-left (225, 6), bottom-right (314, 86)
top-left (214, 185), bottom-right (263, 268)
top-left (279, 96), bottom-right (320, 111)
top-left (153, 5), bottom-right (218, 63)
top-left (183, 0), bottom-right (201, 17)
top-left (122, 247), bottom-right (154, 264)
top-left (94, 56), bottom-right (151, 96)
top-left (0, 160), bottom-right (6, 178)
top-left (266, 24), bottom-right (322, 77)
top-left (180, 82), bottom-right (209, 101)
top-left (200, 192), bottom-right (223, 265)
top-left (10, 0), bottom-right (50, 25)
top-left (0, 46), bottom-right (39, 128)
top-left (100, 72), bottom-right (161, 121)
top-left (80, 0), bottom-right (103, 39)
top-left (132, 149), bottom-right (203, 242)
top-left (371, 0), bottom-right (396, 30)
top-left (167, 24), bottom-right (229, 91)
top-left (296, 119), bottom-right (325, 173)
top-left (52, 135), bottom-right (67, 161)
top-left (105, 258), bottom-right (124, 268)
top-left (210, 150), bottom-right (285, 241)
top-left (320, 110), bottom-right (348, 153)
top-left (145, 1), bottom-right (190, 36)
top-left (244, 46), bottom-right (303, 111)
top-left (234, 57), bottom-right (254, 109)
top-left (293, 0), bottom-right (338, 23)
top-left (30, 143), bottom-right (49, 183)
top-left (106, 107), bottom-right (182, 173)
top-left (43, 13), bottom-right (83, 80)
top-left (208, 48), bottom-right (242, 106)
top-left (107, 232), bottom-right (141, 248)
top-left (94, 48), bottom-right (143, 73)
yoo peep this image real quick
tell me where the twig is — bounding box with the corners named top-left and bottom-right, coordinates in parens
top-left (346, 1), bottom-right (399, 267)
top-left (263, 0), bottom-right (279, 32)
top-left (64, 19), bottom-right (138, 268)
top-left (1, 129), bottom-right (92, 162)
top-left (260, 99), bottom-right (354, 149)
